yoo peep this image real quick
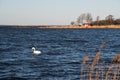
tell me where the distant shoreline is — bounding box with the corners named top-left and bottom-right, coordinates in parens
top-left (1, 25), bottom-right (120, 28)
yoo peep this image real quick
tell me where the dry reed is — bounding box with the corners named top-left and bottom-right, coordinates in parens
top-left (112, 54), bottom-right (120, 80)
top-left (92, 50), bottom-right (101, 65)
top-left (100, 41), bottom-right (106, 49)
top-left (80, 55), bottom-right (89, 80)
top-left (106, 64), bottom-right (112, 80)
top-left (89, 50), bottom-right (101, 80)
top-left (80, 42), bottom-right (120, 80)
top-left (83, 55), bottom-right (89, 64)
top-left (89, 41), bottom-right (104, 80)
top-left (111, 54), bottom-right (120, 63)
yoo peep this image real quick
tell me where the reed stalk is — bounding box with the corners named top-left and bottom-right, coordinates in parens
top-left (111, 54), bottom-right (120, 63)
top-left (113, 64), bottom-right (118, 80)
top-left (105, 54), bottom-right (120, 80)
top-left (80, 55), bottom-right (89, 80)
top-left (80, 42), bottom-right (120, 80)
top-left (112, 58), bottom-right (120, 80)
top-left (89, 41), bottom-right (104, 80)
top-left (89, 50), bottom-right (101, 80)
top-left (83, 55), bottom-right (89, 64)
top-left (100, 61), bottom-right (105, 80)
top-left (112, 54), bottom-right (120, 80)
top-left (95, 70), bottom-right (99, 80)
top-left (106, 65), bottom-right (112, 80)
top-left (100, 41), bottom-right (106, 49)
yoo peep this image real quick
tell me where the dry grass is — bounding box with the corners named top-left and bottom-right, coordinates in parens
top-left (83, 55), bottom-right (89, 64)
top-left (80, 42), bottom-right (120, 80)
top-left (80, 55), bottom-right (120, 80)
top-left (100, 41), bottom-right (106, 49)
top-left (92, 50), bottom-right (101, 65)
top-left (112, 54), bottom-right (120, 63)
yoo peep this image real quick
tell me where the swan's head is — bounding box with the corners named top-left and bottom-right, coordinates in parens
top-left (32, 47), bottom-right (35, 50)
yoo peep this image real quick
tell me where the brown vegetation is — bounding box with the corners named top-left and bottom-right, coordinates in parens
top-left (80, 42), bottom-right (120, 80)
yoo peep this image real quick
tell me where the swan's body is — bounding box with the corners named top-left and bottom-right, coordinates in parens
top-left (32, 47), bottom-right (41, 55)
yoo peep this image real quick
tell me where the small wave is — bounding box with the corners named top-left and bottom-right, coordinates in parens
top-left (0, 48), bottom-right (11, 52)
top-left (0, 58), bottom-right (34, 66)
top-left (110, 44), bottom-right (120, 48)
top-left (66, 62), bottom-right (80, 64)
top-left (51, 45), bottom-right (60, 48)
top-left (40, 39), bottom-right (60, 43)
top-left (64, 39), bottom-right (88, 43)
top-left (0, 47), bottom-right (19, 53)
top-left (0, 77), bottom-right (28, 80)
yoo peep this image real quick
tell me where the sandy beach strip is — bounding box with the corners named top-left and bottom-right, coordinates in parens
top-left (3, 25), bottom-right (120, 28)
top-left (37, 25), bottom-right (120, 28)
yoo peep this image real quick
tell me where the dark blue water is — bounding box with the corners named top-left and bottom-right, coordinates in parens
top-left (0, 27), bottom-right (120, 80)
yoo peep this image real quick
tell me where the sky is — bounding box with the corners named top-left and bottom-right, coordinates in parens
top-left (0, 0), bottom-right (120, 25)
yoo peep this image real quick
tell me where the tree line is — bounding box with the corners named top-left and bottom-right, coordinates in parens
top-left (71, 13), bottom-right (120, 26)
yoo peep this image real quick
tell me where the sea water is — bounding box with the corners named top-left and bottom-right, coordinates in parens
top-left (0, 27), bottom-right (120, 80)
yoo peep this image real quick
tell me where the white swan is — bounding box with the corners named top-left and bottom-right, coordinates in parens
top-left (32, 47), bottom-right (41, 55)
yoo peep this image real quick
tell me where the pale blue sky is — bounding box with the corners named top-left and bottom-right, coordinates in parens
top-left (0, 0), bottom-right (120, 25)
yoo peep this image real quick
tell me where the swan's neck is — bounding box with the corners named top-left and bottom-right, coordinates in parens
top-left (33, 48), bottom-right (35, 51)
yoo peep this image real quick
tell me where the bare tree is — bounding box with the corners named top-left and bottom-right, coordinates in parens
top-left (76, 13), bottom-right (92, 25)
top-left (105, 15), bottom-right (114, 25)
top-left (76, 13), bottom-right (85, 25)
top-left (96, 16), bottom-right (100, 22)
top-left (105, 15), bottom-right (114, 21)
top-left (76, 16), bottom-right (81, 25)
top-left (85, 13), bottom-right (93, 23)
